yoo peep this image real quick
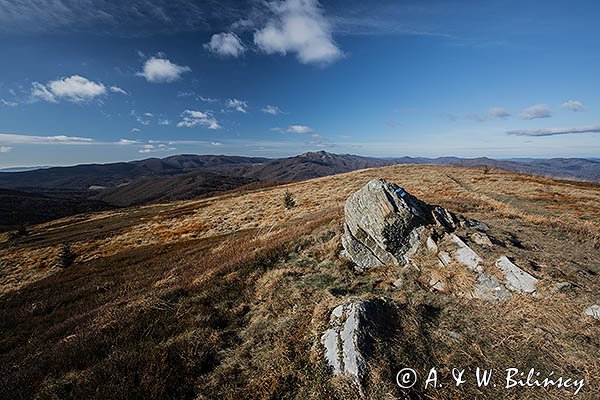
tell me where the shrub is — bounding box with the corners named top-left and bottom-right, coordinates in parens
top-left (58, 244), bottom-right (76, 268)
top-left (283, 190), bottom-right (296, 209)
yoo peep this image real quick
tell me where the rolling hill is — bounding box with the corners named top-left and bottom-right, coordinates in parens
top-left (0, 152), bottom-right (598, 232)
top-left (1, 164), bottom-right (598, 399)
top-left (91, 170), bottom-right (258, 207)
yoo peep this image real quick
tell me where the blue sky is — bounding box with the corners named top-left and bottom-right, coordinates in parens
top-left (0, 0), bottom-right (599, 167)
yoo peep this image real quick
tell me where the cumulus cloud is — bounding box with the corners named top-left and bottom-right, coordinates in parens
top-left (109, 86), bottom-right (128, 95)
top-left (261, 105), bottom-right (283, 115)
top-left (0, 133), bottom-right (93, 144)
top-left (561, 99), bottom-right (585, 112)
top-left (137, 56), bottom-right (191, 83)
top-left (177, 110), bottom-right (221, 129)
top-left (0, 146), bottom-right (13, 153)
top-left (30, 75), bottom-right (107, 103)
top-left (158, 118), bottom-right (171, 125)
top-left (519, 104), bottom-right (552, 120)
top-left (253, 0), bottom-right (342, 65)
top-left (48, 75), bottom-right (105, 101)
top-left (204, 32), bottom-right (246, 57)
top-left (287, 124), bottom-right (313, 133)
top-left (226, 98), bottom-right (248, 113)
top-left (131, 128), bottom-right (141, 133)
top-left (507, 125), bottom-right (600, 137)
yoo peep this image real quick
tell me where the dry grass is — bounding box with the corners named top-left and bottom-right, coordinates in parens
top-left (0, 164), bottom-right (599, 399)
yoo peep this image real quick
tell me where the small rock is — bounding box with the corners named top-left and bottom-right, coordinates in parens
top-left (436, 329), bottom-right (463, 342)
top-left (448, 234), bottom-right (482, 272)
top-left (585, 304), bottom-right (600, 321)
top-left (437, 251), bottom-right (452, 267)
top-left (551, 282), bottom-right (574, 293)
top-left (429, 276), bottom-right (446, 292)
top-left (471, 232), bottom-right (493, 247)
top-left (473, 272), bottom-right (512, 303)
top-left (426, 236), bottom-right (438, 253)
top-left (495, 256), bottom-right (538, 294)
top-left (461, 218), bottom-right (490, 231)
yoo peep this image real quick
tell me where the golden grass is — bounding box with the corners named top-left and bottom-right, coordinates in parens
top-left (0, 164), bottom-right (599, 399)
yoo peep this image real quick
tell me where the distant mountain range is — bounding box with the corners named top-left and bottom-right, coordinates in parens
top-left (0, 151), bottom-right (598, 231)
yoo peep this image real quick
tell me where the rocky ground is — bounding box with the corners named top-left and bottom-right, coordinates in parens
top-left (0, 164), bottom-right (598, 399)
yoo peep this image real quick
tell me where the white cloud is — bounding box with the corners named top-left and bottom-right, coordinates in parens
top-left (287, 124), bottom-right (313, 133)
top-left (211, 142), bottom-right (223, 146)
top-left (177, 110), bottom-right (221, 129)
top-left (136, 56), bottom-right (191, 83)
top-left (30, 82), bottom-right (57, 103)
top-left (261, 105), bottom-right (283, 115)
top-left (487, 107), bottom-right (510, 119)
top-left (200, 96), bottom-right (219, 103)
top-left (254, 0), bottom-right (342, 65)
top-left (0, 146), bottom-right (13, 153)
top-left (138, 143), bottom-right (176, 153)
top-left (519, 104), bottom-right (552, 120)
top-left (204, 32), bottom-right (246, 57)
top-left (467, 107), bottom-right (510, 122)
top-left (561, 99), bottom-right (585, 112)
top-left (0, 133), bottom-right (94, 144)
top-left (31, 75), bottom-right (107, 103)
top-left (49, 75), bottom-right (106, 102)
top-left (131, 110), bottom-right (152, 125)
top-left (226, 98), bottom-right (248, 113)
top-left (118, 138), bottom-right (138, 144)
top-left (131, 128), bottom-right (141, 133)
top-left (507, 125), bottom-right (600, 137)
top-left (0, 99), bottom-right (18, 107)
top-left (110, 86), bottom-right (128, 95)
top-left (158, 119), bottom-right (171, 125)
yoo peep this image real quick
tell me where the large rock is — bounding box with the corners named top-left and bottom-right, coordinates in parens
top-left (341, 179), bottom-right (443, 270)
top-left (321, 299), bottom-right (385, 389)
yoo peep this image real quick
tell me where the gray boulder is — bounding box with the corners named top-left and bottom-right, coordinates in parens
top-left (341, 179), bottom-right (440, 270)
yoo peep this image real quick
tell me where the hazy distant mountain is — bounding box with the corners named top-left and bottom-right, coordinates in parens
top-left (0, 155), bottom-right (269, 193)
top-left (0, 166), bottom-right (50, 173)
top-left (389, 156), bottom-right (600, 182)
top-left (1, 153), bottom-right (597, 198)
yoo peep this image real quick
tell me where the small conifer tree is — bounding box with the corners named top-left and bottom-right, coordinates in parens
top-left (58, 244), bottom-right (76, 268)
top-left (283, 190), bottom-right (296, 209)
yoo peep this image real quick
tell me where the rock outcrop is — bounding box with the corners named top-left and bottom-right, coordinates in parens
top-left (321, 299), bottom-right (385, 390)
top-left (340, 179), bottom-right (540, 304)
